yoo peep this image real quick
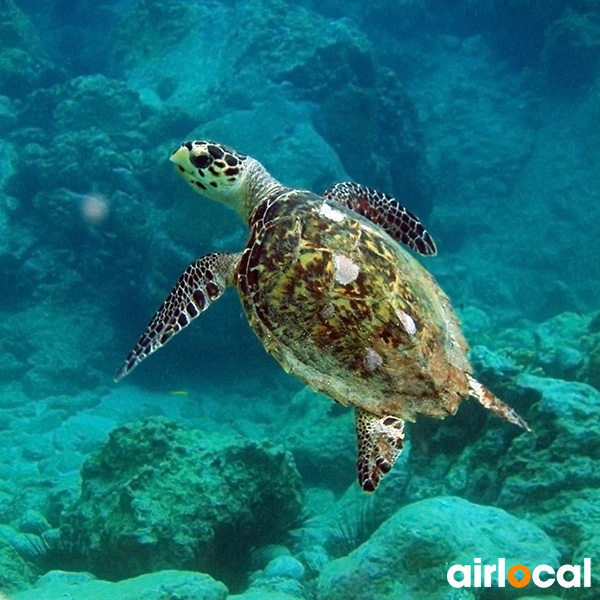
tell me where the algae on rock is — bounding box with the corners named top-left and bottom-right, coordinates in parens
top-left (11, 569), bottom-right (227, 600)
top-left (59, 417), bottom-right (303, 586)
top-left (317, 496), bottom-right (559, 600)
top-left (0, 535), bottom-right (38, 594)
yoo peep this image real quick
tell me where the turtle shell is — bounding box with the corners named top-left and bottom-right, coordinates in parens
top-left (235, 190), bottom-right (471, 422)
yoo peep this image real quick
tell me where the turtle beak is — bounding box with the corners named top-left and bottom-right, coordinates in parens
top-left (170, 145), bottom-right (189, 167)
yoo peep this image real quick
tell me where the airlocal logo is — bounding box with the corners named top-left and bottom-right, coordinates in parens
top-left (447, 558), bottom-right (592, 589)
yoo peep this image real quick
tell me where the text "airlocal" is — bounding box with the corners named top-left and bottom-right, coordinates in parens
top-left (447, 558), bottom-right (592, 589)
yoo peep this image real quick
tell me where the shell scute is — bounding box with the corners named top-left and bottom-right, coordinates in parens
top-left (236, 191), bottom-right (469, 422)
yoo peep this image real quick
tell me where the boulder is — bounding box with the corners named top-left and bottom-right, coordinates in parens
top-left (542, 8), bottom-right (600, 91)
top-left (498, 375), bottom-right (600, 511)
top-left (496, 375), bottom-right (600, 596)
top-left (12, 569), bottom-right (227, 600)
top-left (0, 534), bottom-right (38, 594)
top-left (59, 417), bottom-right (303, 586)
top-left (317, 496), bottom-right (559, 600)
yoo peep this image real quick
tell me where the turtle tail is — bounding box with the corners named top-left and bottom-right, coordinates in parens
top-left (467, 375), bottom-right (531, 432)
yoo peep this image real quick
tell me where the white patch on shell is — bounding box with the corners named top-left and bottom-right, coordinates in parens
top-left (333, 254), bottom-right (360, 285)
top-left (395, 309), bottom-right (417, 335)
top-left (319, 201), bottom-right (345, 222)
top-left (364, 348), bottom-right (384, 372)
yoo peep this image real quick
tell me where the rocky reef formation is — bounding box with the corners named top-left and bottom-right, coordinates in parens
top-left (317, 496), bottom-right (559, 600)
top-left (1, 72), bottom-right (156, 397)
top-left (3, 317), bottom-right (599, 600)
top-left (56, 418), bottom-right (303, 587)
top-left (392, 329), bottom-right (600, 599)
top-left (1, 0), bottom-right (600, 598)
top-left (466, 310), bottom-right (600, 391)
top-left (0, 0), bottom-right (63, 99)
top-left (12, 569), bottom-right (227, 600)
top-left (0, 534), bottom-right (38, 594)
top-left (497, 375), bottom-right (600, 594)
top-left (543, 8), bottom-right (600, 90)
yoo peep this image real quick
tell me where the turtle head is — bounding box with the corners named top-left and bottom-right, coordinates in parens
top-left (170, 140), bottom-right (281, 221)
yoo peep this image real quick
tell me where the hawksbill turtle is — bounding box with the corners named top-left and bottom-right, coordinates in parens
top-left (116, 140), bottom-right (529, 492)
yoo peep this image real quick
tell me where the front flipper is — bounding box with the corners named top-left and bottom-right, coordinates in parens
top-left (355, 407), bottom-right (405, 492)
top-left (115, 252), bottom-right (239, 381)
top-left (323, 181), bottom-right (437, 256)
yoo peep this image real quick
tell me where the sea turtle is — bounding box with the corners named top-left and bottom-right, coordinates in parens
top-left (115, 140), bottom-right (529, 492)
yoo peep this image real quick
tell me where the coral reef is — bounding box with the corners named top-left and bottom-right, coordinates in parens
top-left (497, 375), bottom-right (600, 597)
top-left (58, 417), bottom-right (303, 587)
top-left (542, 8), bottom-right (600, 90)
top-left (0, 534), bottom-right (38, 594)
top-left (0, 0), bottom-right (62, 99)
top-left (11, 569), bottom-right (227, 600)
top-left (391, 349), bottom-right (600, 598)
top-left (0, 0), bottom-right (600, 597)
top-left (316, 496), bottom-right (559, 600)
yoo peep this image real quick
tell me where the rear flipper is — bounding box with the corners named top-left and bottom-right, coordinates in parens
top-left (468, 375), bottom-right (531, 432)
top-left (355, 407), bottom-right (405, 492)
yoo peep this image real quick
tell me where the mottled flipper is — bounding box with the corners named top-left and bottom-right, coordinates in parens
top-left (324, 181), bottom-right (437, 256)
top-left (115, 252), bottom-right (239, 381)
top-left (355, 407), bottom-right (405, 492)
top-left (468, 375), bottom-right (531, 432)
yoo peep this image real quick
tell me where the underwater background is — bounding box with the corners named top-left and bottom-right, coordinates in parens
top-left (0, 0), bottom-right (600, 598)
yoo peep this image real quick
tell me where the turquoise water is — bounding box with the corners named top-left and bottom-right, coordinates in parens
top-left (1, 1), bottom-right (599, 598)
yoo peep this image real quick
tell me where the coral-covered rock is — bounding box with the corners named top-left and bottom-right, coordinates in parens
top-left (1, 304), bottom-right (113, 398)
top-left (571, 533), bottom-right (600, 599)
top-left (495, 375), bottom-right (600, 581)
top-left (232, 0), bottom-right (431, 213)
top-left (0, 533), bottom-right (38, 594)
top-left (0, 71), bottom-right (178, 390)
top-left (467, 311), bottom-right (600, 392)
top-left (543, 8), bottom-right (600, 91)
top-left (499, 375), bottom-right (600, 508)
top-left (316, 496), bottom-right (559, 600)
top-left (532, 311), bottom-right (600, 390)
top-left (11, 569), bottom-right (227, 600)
top-left (239, 551), bottom-right (309, 600)
top-left (12, 76), bottom-right (147, 201)
top-left (109, 0), bottom-right (200, 72)
top-left (230, 588), bottom-right (305, 600)
top-left (0, 0), bottom-right (62, 99)
top-left (59, 418), bottom-right (303, 585)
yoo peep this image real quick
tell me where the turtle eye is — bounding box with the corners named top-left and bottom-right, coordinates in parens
top-left (190, 151), bottom-right (212, 170)
top-left (207, 144), bottom-right (225, 159)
